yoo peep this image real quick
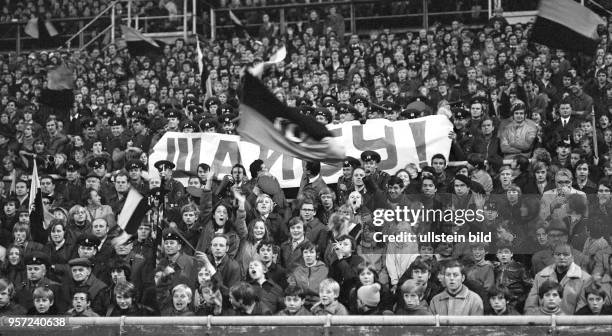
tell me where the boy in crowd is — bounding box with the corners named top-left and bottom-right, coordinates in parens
top-left (395, 279), bottom-right (431, 315)
top-left (576, 283), bottom-right (612, 315)
top-left (535, 280), bottom-right (564, 316)
top-left (277, 285), bottom-right (312, 316)
top-left (66, 290), bottom-right (100, 317)
top-left (29, 286), bottom-right (57, 315)
top-left (486, 285), bottom-right (519, 315)
top-left (311, 279), bottom-right (348, 315)
top-left (494, 242), bottom-right (532, 312)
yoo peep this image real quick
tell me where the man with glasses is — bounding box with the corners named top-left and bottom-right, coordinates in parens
top-left (531, 218), bottom-right (590, 275)
top-left (525, 243), bottom-right (592, 315)
top-left (539, 169), bottom-right (587, 221)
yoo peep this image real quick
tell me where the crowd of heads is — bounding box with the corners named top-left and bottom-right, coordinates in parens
top-left (1, 3), bottom-right (612, 318)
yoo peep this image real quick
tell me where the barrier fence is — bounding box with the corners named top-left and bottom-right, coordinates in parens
top-left (2, 315), bottom-right (612, 336)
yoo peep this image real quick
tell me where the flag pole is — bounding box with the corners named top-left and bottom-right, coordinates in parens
top-left (592, 106), bottom-right (599, 159)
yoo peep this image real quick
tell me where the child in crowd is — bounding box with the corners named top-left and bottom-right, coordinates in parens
top-left (486, 285), bottom-right (519, 315)
top-left (494, 242), bottom-right (532, 313)
top-left (66, 290), bottom-right (100, 317)
top-left (394, 279), bottom-right (431, 315)
top-left (194, 265), bottom-right (223, 316)
top-left (311, 278), bottom-right (349, 315)
top-left (535, 280), bottom-right (564, 316)
top-left (466, 242), bottom-right (495, 292)
top-left (0, 277), bottom-right (26, 315)
top-left (162, 284), bottom-right (195, 316)
top-left (29, 286), bottom-right (57, 315)
top-left (576, 283), bottom-right (612, 315)
top-left (277, 285), bottom-right (312, 315)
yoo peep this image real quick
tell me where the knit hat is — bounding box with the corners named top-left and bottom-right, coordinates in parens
top-left (454, 174), bottom-right (471, 188)
top-left (357, 283), bottom-right (381, 307)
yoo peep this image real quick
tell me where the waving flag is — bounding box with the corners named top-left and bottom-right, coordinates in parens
top-left (28, 160), bottom-right (47, 244)
top-left (531, 0), bottom-right (605, 54)
top-left (121, 25), bottom-right (162, 56)
top-left (238, 69), bottom-right (345, 162)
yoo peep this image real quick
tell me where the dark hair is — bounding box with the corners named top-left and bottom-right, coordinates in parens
top-left (300, 240), bottom-right (317, 253)
top-left (584, 282), bottom-right (607, 300)
top-left (488, 285), bottom-right (511, 300)
top-left (256, 239), bottom-right (276, 253)
top-left (249, 159), bottom-right (264, 179)
top-left (246, 219), bottom-right (271, 244)
top-left (305, 161), bottom-right (321, 176)
top-left (211, 201), bottom-right (235, 232)
top-left (441, 259), bottom-right (466, 276)
top-left (538, 280), bottom-right (562, 299)
top-left (411, 259), bottom-right (432, 273)
top-left (198, 163), bottom-right (211, 173)
top-left (431, 153), bottom-right (446, 164)
top-left (335, 234), bottom-right (356, 251)
top-left (230, 282), bottom-right (259, 306)
top-left (284, 285), bottom-right (306, 299)
top-left (387, 176), bottom-right (404, 188)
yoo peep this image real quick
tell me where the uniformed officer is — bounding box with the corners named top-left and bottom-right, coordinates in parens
top-left (106, 116), bottom-right (132, 170)
top-left (220, 115), bottom-right (237, 135)
top-left (157, 228), bottom-right (196, 288)
top-left (15, 252), bottom-right (66, 313)
top-left (336, 156), bottom-right (360, 205)
top-left (360, 150), bottom-right (390, 190)
top-left (314, 108), bottom-right (333, 125)
top-left (81, 118), bottom-right (98, 150)
top-left (181, 120), bottom-right (199, 133)
top-left (154, 160), bottom-right (185, 206)
top-left (199, 118), bottom-right (219, 133)
top-left (88, 157), bottom-right (114, 202)
top-left (61, 160), bottom-right (84, 209)
top-left (126, 159), bottom-right (149, 196)
top-left (205, 96), bottom-right (221, 116)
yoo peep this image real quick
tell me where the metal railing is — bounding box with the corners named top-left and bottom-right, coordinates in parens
top-left (66, 315), bottom-right (612, 326)
top-left (0, 0), bottom-right (199, 54)
top-left (210, 0), bottom-right (492, 41)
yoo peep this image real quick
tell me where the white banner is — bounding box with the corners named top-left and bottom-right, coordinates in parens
top-left (148, 116), bottom-right (453, 188)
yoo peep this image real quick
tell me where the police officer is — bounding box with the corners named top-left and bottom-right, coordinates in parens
top-left (157, 228), bottom-right (196, 288)
top-left (60, 160), bottom-right (84, 209)
top-left (81, 118), bottom-right (99, 150)
top-left (126, 159), bottom-right (149, 195)
top-left (199, 118), bottom-right (219, 133)
top-left (336, 156), bottom-right (360, 205)
top-left (15, 252), bottom-right (66, 313)
top-left (360, 150), bottom-right (390, 190)
top-left (154, 160), bottom-right (185, 206)
top-left (88, 157), bottom-right (115, 202)
top-left (106, 116), bottom-right (131, 170)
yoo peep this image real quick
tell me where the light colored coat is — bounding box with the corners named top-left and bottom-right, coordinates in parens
top-left (524, 262), bottom-right (592, 315)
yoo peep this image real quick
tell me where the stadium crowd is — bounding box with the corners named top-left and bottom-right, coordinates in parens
top-left (1, 3), bottom-right (612, 318)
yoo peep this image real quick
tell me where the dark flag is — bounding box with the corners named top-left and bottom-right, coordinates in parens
top-left (238, 70), bottom-right (345, 162)
top-left (121, 25), bottom-right (162, 56)
top-left (229, 10), bottom-right (251, 39)
top-left (40, 63), bottom-right (74, 111)
top-left (28, 160), bottom-right (46, 244)
top-left (531, 0), bottom-right (605, 55)
top-left (197, 38), bottom-right (210, 97)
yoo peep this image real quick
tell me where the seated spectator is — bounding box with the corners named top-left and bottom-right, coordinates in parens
top-left (66, 290), bottom-right (100, 317)
top-left (277, 285), bottom-right (312, 316)
top-left (575, 283), bottom-right (612, 315)
top-left (224, 282), bottom-right (271, 316)
top-left (0, 277), bottom-right (26, 315)
top-left (533, 280), bottom-right (565, 316)
top-left (28, 286), bottom-right (57, 315)
top-left (525, 243), bottom-right (592, 315)
top-left (429, 259), bottom-right (484, 315)
top-left (311, 278), bottom-right (349, 315)
top-left (162, 284), bottom-right (195, 316)
top-left (394, 279), bottom-right (431, 315)
top-left (486, 285), bottom-right (519, 315)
